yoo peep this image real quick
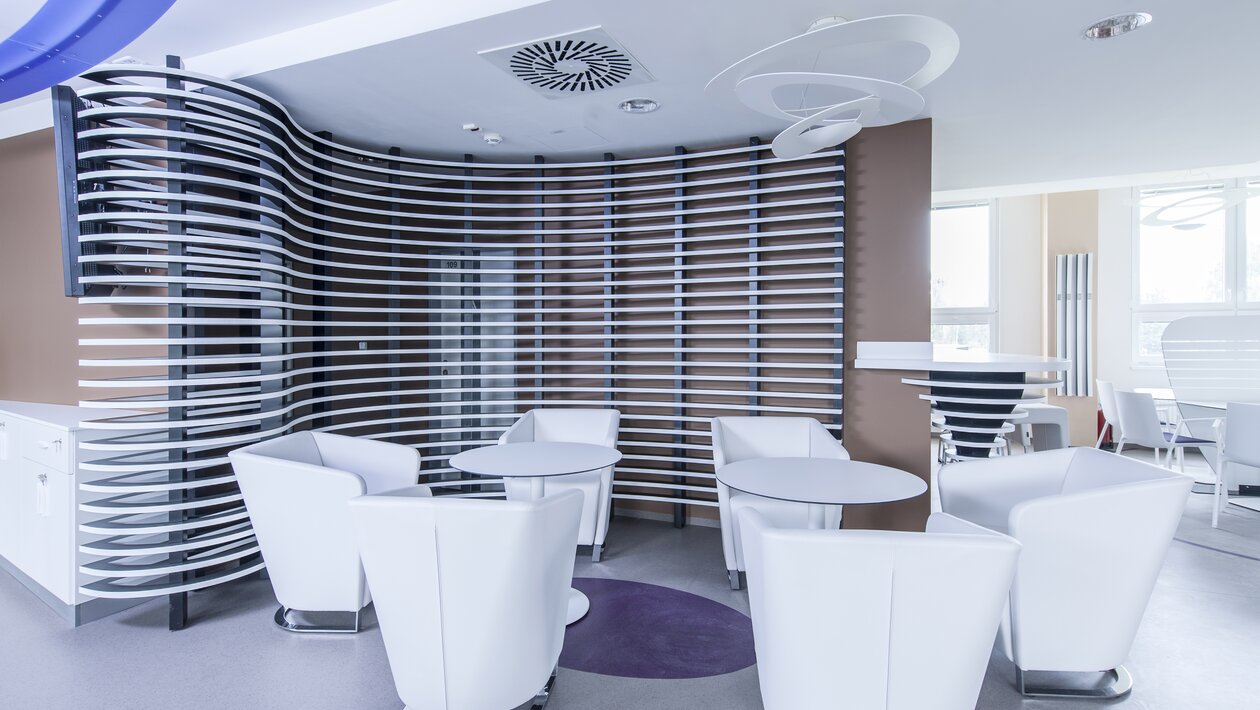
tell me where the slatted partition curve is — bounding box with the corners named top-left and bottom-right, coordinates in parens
top-left (56, 61), bottom-right (844, 621)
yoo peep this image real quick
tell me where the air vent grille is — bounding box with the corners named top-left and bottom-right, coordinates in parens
top-left (480, 26), bottom-right (653, 98)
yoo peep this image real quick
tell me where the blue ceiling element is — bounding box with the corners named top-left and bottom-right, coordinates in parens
top-left (0, 0), bottom-right (176, 104)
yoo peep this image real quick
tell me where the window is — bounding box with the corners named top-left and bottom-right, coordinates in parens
top-left (1132, 180), bottom-right (1260, 365)
top-left (931, 202), bottom-right (995, 351)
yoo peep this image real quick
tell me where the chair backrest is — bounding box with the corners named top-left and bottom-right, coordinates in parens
top-left (739, 509), bottom-right (1020, 710)
top-left (1224, 402), bottom-right (1260, 468)
top-left (1113, 390), bottom-right (1167, 448)
top-left (349, 490), bottom-right (583, 710)
top-left (1096, 379), bottom-right (1121, 432)
top-left (711, 416), bottom-right (848, 469)
top-left (507, 408), bottom-right (619, 446)
top-left (228, 432), bottom-right (421, 612)
top-left (1008, 447), bottom-right (1191, 671)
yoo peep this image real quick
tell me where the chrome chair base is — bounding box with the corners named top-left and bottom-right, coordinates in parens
top-left (531, 667), bottom-right (558, 709)
top-left (728, 569), bottom-right (744, 590)
top-left (273, 606), bottom-right (363, 634)
top-left (1016, 666), bottom-right (1133, 699)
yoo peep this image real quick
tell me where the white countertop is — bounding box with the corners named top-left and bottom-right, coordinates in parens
top-left (854, 342), bottom-right (1070, 373)
top-left (0, 400), bottom-right (143, 431)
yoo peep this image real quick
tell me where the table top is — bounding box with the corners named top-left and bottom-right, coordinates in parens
top-left (449, 442), bottom-right (622, 478)
top-left (716, 457), bottom-right (927, 506)
top-left (854, 342), bottom-right (1069, 373)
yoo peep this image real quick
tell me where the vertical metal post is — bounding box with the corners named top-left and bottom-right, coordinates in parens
top-left (461, 155), bottom-right (478, 444)
top-left (387, 147), bottom-right (403, 438)
top-left (534, 156), bottom-right (546, 408)
top-left (603, 153), bottom-right (616, 515)
top-left (310, 131), bottom-right (332, 430)
top-left (672, 146), bottom-right (687, 528)
top-left (163, 55), bottom-right (189, 631)
top-left (748, 138), bottom-right (762, 411)
top-left (834, 146), bottom-right (846, 434)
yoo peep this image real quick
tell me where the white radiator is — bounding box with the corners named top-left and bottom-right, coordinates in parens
top-left (1055, 253), bottom-right (1094, 396)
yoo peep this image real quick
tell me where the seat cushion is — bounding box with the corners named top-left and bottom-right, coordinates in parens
top-left (506, 471), bottom-right (602, 546)
top-left (728, 491), bottom-right (839, 569)
top-left (1164, 431), bottom-right (1212, 445)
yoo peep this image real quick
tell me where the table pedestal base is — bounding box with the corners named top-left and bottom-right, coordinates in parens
top-left (566, 589), bottom-right (590, 625)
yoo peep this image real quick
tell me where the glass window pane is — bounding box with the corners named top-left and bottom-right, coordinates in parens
top-left (1137, 320), bottom-right (1171, 360)
top-left (931, 321), bottom-right (992, 351)
top-left (931, 204), bottom-right (991, 309)
top-left (1248, 183), bottom-right (1260, 303)
top-left (1137, 186), bottom-right (1228, 304)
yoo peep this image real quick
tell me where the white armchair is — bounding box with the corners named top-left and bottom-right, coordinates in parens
top-left (349, 488), bottom-right (583, 710)
top-left (711, 415), bottom-right (848, 589)
top-left (499, 408), bottom-right (620, 561)
top-left (229, 431), bottom-right (421, 632)
top-left (939, 447), bottom-right (1192, 698)
top-left (738, 509), bottom-right (1021, 710)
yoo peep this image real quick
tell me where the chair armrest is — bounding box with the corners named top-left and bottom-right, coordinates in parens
top-left (602, 410), bottom-right (621, 449)
top-left (498, 411), bottom-right (535, 444)
top-left (311, 433), bottom-right (421, 493)
top-left (925, 512), bottom-right (1012, 539)
top-left (807, 419), bottom-right (850, 460)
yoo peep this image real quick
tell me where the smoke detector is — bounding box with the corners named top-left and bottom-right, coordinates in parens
top-left (480, 26), bottom-right (654, 98)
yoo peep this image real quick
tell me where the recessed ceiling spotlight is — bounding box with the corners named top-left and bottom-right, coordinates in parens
top-left (1083, 12), bottom-right (1152, 40)
top-left (619, 98), bottom-right (660, 114)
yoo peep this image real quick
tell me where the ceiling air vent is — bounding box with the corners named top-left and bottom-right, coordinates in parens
top-left (480, 26), bottom-right (654, 98)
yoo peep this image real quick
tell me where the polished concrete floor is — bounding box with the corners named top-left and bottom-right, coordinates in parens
top-left (1, 449), bottom-right (1258, 709)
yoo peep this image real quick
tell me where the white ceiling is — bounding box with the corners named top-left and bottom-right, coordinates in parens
top-left (232, 0), bottom-right (1260, 193)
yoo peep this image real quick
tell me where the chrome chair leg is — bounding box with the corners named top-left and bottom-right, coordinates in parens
top-left (591, 544), bottom-right (603, 563)
top-left (728, 569), bottom-right (743, 590)
top-left (531, 667), bottom-right (558, 709)
top-left (1015, 666), bottom-right (1133, 699)
top-left (273, 605), bottom-right (363, 634)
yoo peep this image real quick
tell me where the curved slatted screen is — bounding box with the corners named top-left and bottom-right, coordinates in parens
top-left (59, 62), bottom-right (844, 600)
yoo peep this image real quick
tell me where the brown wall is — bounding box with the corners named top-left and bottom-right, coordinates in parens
top-left (0, 129), bottom-right (81, 405)
top-left (842, 119), bottom-right (933, 531)
top-left (1044, 190), bottom-right (1100, 445)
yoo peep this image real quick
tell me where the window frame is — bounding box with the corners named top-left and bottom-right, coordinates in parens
top-left (930, 200), bottom-right (998, 351)
top-left (1130, 178), bottom-right (1260, 367)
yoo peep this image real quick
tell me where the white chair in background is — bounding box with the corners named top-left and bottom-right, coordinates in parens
top-left (939, 448), bottom-right (1192, 698)
top-left (349, 488), bottom-right (583, 710)
top-left (1214, 402), bottom-right (1260, 528)
top-left (738, 509), bottom-right (1020, 710)
top-left (499, 408), bottom-right (620, 561)
top-left (1017, 402), bottom-right (1070, 452)
top-left (712, 415), bottom-right (848, 590)
top-left (229, 432), bottom-right (421, 632)
top-left (1114, 390), bottom-right (1212, 469)
top-left (1096, 379), bottom-right (1123, 449)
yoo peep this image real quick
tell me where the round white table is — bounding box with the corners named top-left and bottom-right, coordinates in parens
top-left (449, 441), bottom-right (622, 624)
top-left (716, 457), bottom-right (927, 529)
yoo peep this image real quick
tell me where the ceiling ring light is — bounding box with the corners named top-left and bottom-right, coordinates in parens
top-left (706, 14), bottom-right (959, 159)
top-left (0, 0), bottom-right (175, 105)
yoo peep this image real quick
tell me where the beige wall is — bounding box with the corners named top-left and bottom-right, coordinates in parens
top-left (1043, 191), bottom-right (1101, 446)
top-left (0, 129), bottom-right (81, 405)
top-left (843, 119), bottom-right (933, 531)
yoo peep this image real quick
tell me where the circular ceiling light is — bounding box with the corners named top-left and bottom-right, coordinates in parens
top-left (619, 97), bottom-right (659, 114)
top-left (1083, 12), bottom-right (1152, 40)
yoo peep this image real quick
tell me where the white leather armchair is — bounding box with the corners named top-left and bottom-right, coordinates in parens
top-left (499, 408), bottom-right (620, 561)
top-left (738, 509), bottom-right (1021, 710)
top-left (712, 416), bottom-right (848, 589)
top-left (349, 488), bottom-right (583, 710)
top-left (229, 431), bottom-right (421, 632)
top-left (939, 447), bottom-right (1192, 697)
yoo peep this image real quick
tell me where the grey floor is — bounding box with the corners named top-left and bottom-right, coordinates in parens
top-left (1, 449), bottom-right (1258, 710)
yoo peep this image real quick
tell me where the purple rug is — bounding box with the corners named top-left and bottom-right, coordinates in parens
top-left (559, 577), bottom-right (756, 679)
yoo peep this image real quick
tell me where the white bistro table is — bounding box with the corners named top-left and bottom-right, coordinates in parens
top-left (449, 441), bottom-right (622, 625)
top-left (716, 457), bottom-right (927, 529)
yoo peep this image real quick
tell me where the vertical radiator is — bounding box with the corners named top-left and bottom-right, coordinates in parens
top-left (1055, 252), bottom-right (1094, 396)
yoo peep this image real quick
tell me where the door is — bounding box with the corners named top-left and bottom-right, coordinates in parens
top-left (18, 460), bottom-right (73, 603)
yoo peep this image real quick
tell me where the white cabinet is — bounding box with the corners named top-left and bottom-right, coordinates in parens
top-left (0, 401), bottom-right (142, 623)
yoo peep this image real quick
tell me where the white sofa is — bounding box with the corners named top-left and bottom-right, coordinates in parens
top-left (739, 509), bottom-right (1021, 710)
top-left (349, 488), bottom-right (583, 710)
top-left (939, 447), bottom-right (1192, 697)
top-left (499, 408), bottom-right (620, 561)
top-left (712, 416), bottom-right (849, 589)
top-left (229, 431), bottom-right (421, 632)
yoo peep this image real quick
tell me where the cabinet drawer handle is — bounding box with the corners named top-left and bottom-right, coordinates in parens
top-left (38, 438), bottom-right (63, 451)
